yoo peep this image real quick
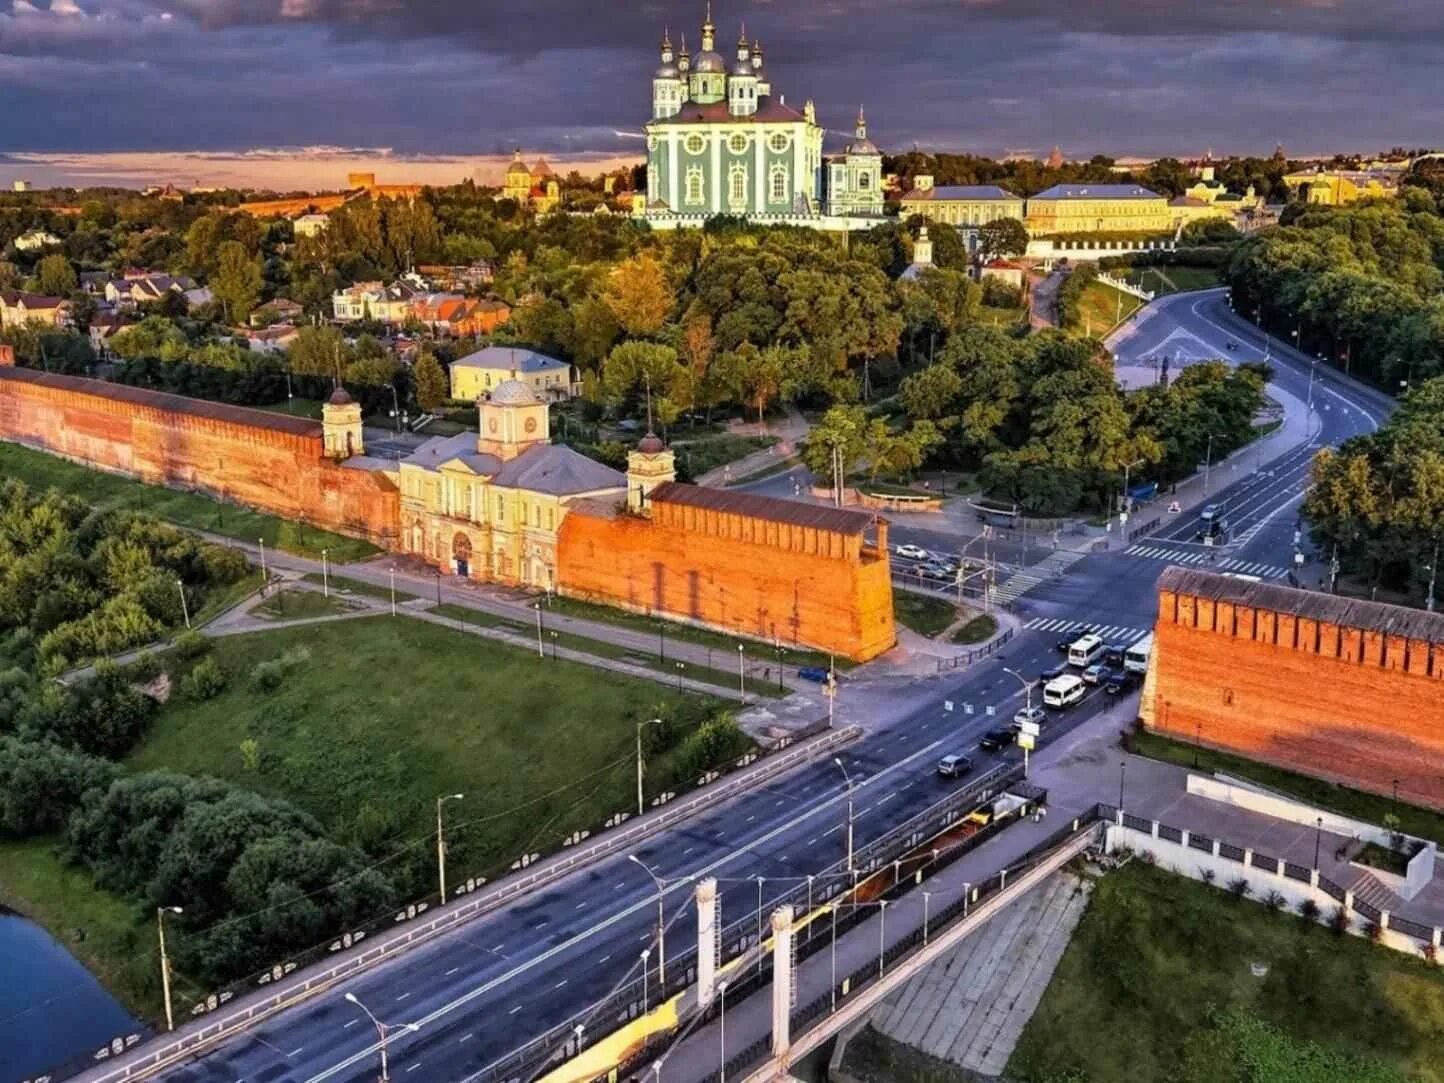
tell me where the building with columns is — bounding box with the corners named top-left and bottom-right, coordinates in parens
top-left (638, 6), bottom-right (884, 230)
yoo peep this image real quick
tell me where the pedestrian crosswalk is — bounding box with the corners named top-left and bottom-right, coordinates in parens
top-left (1024, 617), bottom-right (1152, 643)
top-left (1124, 544), bottom-right (1287, 579)
top-left (991, 549), bottom-right (1090, 605)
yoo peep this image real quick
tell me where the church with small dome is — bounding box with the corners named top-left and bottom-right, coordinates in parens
top-left (637, 4), bottom-right (885, 230)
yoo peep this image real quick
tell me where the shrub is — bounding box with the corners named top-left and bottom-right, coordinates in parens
top-left (250, 659), bottom-right (286, 693)
top-left (1298, 898), bottom-right (1321, 924)
top-left (1365, 921), bottom-right (1384, 944)
top-left (1263, 890), bottom-right (1286, 912)
top-left (173, 629), bottom-right (211, 659)
top-left (1329, 906), bottom-right (1352, 936)
top-left (1226, 877), bottom-right (1251, 900)
top-left (673, 714), bottom-right (751, 782)
top-left (181, 657), bottom-right (227, 700)
top-left (1199, 868), bottom-right (1216, 885)
top-left (124, 651), bottom-right (162, 683)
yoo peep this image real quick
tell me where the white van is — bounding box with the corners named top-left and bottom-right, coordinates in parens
top-left (1043, 674), bottom-right (1086, 709)
top-left (1123, 634), bottom-right (1153, 675)
top-left (1067, 634), bottom-right (1104, 668)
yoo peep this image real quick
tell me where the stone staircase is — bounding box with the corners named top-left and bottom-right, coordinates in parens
top-left (1348, 869), bottom-right (1404, 916)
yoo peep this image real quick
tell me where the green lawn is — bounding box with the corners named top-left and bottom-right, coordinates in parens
top-left (840, 1024), bottom-right (972, 1083)
top-left (426, 603), bottom-right (783, 697)
top-left (1126, 265), bottom-right (1225, 296)
top-left (252, 588), bottom-right (361, 621)
top-left (1008, 862), bottom-right (1444, 1083)
top-left (949, 614), bottom-right (998, 645)
top-left (258, 397), bottom-right (325, 420)
top-left (1067, 280), bottom-right (1144, 337)
top-left (126, 617), bottom-right (729, 890)
top-left (301, 571), bottom-right (419, 602)
top-left (977, 303), bottom-right (1029, 328)
top-left (893, 588), bottom-right (957, 638)
top-left (0, 837), bottom-right (172, 1020)
top-left (1129, 729), bottom-right (1444, 847)
top-left (0, 442), bottom-right (378, 563)
top-left (672, 434), bottom-right (779, 480)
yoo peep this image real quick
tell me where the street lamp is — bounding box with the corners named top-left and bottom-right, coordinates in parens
top-left (1313, 816), bottom-right (1323, 871)
top-left (834, 757), bottom-right (856, 871)
top-left (1202, 432), bottom-right (1228, 497)
top-left (641, 947), bottom-right (651, 1010)
top-left (1002, 667), bottom-right (1038, 775)
top-left (176, 579), bottom-right (190, 630)
top-left (435, 793), bottom-right (464, 902)
top-left (754, 875), bottom-right (766, 975)
top-left (321, 548), bottom-right (330, 597)
top-left (922, 891), bottom-right (932, 946)
top-left (1119, 458), bottom-right (1145, 541)
top-left (718, 980), bottom-right (729, 1083)
top-left (157, 906), bottom-right (182, 1032)
top-left (533, 602), bottom-right (544, 659)
top-left (636, 718), bottom-right (662, 816)
top-left (675, 660), bottom-right (685, 692)
top-left (344, 991), bottom-right (418, 1083)
top-left (1118, 760), bottom-right (1127, 815)
top-left (737, 644), bottom-right (745, 701)
top-left (628, 854), bottom-right (668, 985)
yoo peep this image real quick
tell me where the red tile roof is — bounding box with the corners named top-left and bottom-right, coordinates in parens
top-left (650, 481), bottom-right (879, 535)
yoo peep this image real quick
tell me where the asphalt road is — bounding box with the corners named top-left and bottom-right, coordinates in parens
top-left (112, 289), bottom-right (1390, 1083)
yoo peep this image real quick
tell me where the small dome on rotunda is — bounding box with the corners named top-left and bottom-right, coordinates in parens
top-left (488, 378), bottom-right (537, 405)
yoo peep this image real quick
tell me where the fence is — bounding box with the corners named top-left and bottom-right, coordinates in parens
top-left (934, 628), bottom-right (1014, 671)
top-left (50, 725), bottom-right (863, 1083)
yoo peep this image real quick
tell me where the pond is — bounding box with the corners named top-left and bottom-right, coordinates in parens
top-left (0, 908), bottom-right (140, 1083)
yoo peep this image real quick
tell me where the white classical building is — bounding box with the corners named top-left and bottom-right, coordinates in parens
top-left (637, 6), bottom-right (884, 231)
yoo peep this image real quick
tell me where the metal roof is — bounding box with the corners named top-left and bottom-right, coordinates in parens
top-left (1031, 183), bottom-right (1162, 200)
top-left (0, 366), bottom-right (323, 438)
top-left (1159, 567), bottom-right (1444, 643)
top-left (902, 185), bottom-right (1020, 202)
top-left (650, 482), bottom-right (879, 535)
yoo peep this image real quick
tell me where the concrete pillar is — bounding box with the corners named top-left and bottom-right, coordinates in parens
top-left (1211, 840), bottom-right (1220, 857)
top-left (1150, 821), bottom-right (1160, 839)
top-left (696, 878), bottom-right (718, 1011)
top-left (1380, 911), bottom-right (1390, 931)
top-left (1180, 830), bottom-right (1190, 848)
top-left (1343, 889), bottom-right (1355, 912)
top-left (771, 905), bottom-right (795, 1059)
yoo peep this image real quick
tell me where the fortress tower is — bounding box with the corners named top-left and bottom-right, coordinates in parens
top-left (322, 385), bottom-right (364, 459)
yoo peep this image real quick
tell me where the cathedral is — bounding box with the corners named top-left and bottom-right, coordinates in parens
top-left (637, 6), bottom-right (885, 230)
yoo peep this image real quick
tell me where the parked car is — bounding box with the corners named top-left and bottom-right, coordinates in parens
top-left (1105, 671), bottom-right (1137, 695)
top-left (917, 562), bottom-right (952, 581)
top-left (933, 558), bottom-right (959, 576)
top-left (896, 543), bottom-right (928, 560)
top-left (937, 753), bottom-right (974, 778)
top-left (1082, 663), bottom-right (1114, 686)
top-left (798, 666), bottom-right (831, 683)
top-left (1013, 705), bottom-right (1046, 729)
top-left (979, 727), bottom-right (1014, 752)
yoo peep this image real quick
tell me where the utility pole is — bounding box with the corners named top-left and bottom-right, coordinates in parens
top-left (636, 719), bottom-right (661, 815)
top-left (435, 793), bottom-right (463, 902)
top-left (834, 757), bottom-right (855, 871)
top-left (157, 906), bottom-right (182, 1032)
top-left (176, 579), bottom-right (190, 629)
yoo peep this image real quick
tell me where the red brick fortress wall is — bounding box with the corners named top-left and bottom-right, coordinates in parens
top-left (1143, 567), bottom-right (1444, 809)
top-left (557, 496), bottom-right (896, 663)
top-left (0, 368), bottom-right (398, 545)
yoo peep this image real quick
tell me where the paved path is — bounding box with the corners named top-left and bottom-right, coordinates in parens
top-left (870, 871), bottom-right (1092, 1076)
top-left (1028, 271), bottom-right (1062, 330)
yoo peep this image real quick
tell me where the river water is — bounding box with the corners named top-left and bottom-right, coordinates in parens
top-left (0, 908), bottom-right (139, 1083)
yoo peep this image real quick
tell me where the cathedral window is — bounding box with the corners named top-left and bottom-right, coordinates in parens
top-left (728, 166), bottom-right (748, 209)
top-left (728, 132), bottom-right (748, 154)
top-left (769, 165), bottom-right (788, 202)
top-left (685, 133), bottom-right (706, 155)
top-left (685, 166), bottom-right (704, 205)
top-left (647, 166), bottom-right (658, 197)
top-left (769, 132), bottom-right (790, 153)
top-left (859, 172), bottom-right (871, 190)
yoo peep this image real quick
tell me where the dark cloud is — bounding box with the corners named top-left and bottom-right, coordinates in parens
top-left (1, 0), bottom-right (1440, 168)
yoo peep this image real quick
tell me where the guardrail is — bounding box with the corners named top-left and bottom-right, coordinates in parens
top-left (59, 726), bottom-right (863, 1083)
top-left (933, 628), bottom-right (1013, 671)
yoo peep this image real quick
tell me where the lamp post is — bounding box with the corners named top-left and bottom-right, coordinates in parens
top-left (157, 905), bottom-right (182, 1032)
top-left (824, 669), bottom-right (837, 729)
top-left (322, 548), bottom-right (330, 597)
top-left (657, 621), bottom-right (666, 664)
top-left (636, 718), bottom-right (662, 816)
top-left (1313, 816), bottom-right (1323, 871)
top-left (922, 891), bottom-right (932, 946)
top-left (388, 566), bottom-right (396, 616)
top-left (754, 876), bottom-right (766, 975)
top-left (878, 900), bottom-right (888, 977)
top-left (388, 384), bottom-right (403, 434)
top-left (628, 854), bottom-right (668, 985)
top-left (641, 948), bottom-right (651, 1011)
top-left (533, 603), bottom-right (544, 658)
top-left (1118, 760), bottom-right (1127, 815)
top-left (834, 757), bottom-right (856, 872)
top-left (435, 792), bottom-right (463, 902)
top-left (1002, 667), bottom-right (1038, 774)
top-left (1202, 433), bottom-right (1226, 497)
top-left (1119, 458), bottom-right (1145, 542)
top-left (257, 537), bottom-right (268, 585)
top-left (176, 579), bottom-right (190, 629)
top-left (344, 991), bottom-right (417, 1083)
top-left (675, 660), bottom-right (685, 692)
top-left (737, 644), bottom-right (745, 702)
top-left (1426, 538), bottom-right (1439, 613)
top-left (718, 980), bottom-right (729, 1083)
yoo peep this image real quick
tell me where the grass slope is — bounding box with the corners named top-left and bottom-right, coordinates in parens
top-left (1008, 862), bottom-right (1444, 1083)
top-left (893, 588), bottom-right (957, 639)
top-left (126, 616), bottom-right (726, 888)
top-left (0, 442), bottom-right (377, 562)
top-left (1067, 279), bottom-right (1144, 337)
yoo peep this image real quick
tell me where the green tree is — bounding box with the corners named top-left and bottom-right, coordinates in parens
top-left (212, 240), bottom-right (263, 323)
top-left (898, 364), bottom-right (963, 421)
top-left (601, 251), bottom-right (673, 337)
top-left (413, 349), bottom-right (448, 412)
top-left (802, 404), bottom-right (870, 481)
top-left (36, 253), bottom-right (77, 298)
top-left (976, 217), bottom-right (1030, 262)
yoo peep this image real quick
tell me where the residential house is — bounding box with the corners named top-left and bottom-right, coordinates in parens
top-left (450, 345), bottom-right (573, 402)
top-left (293, 214), bottom-right (330, 238)
top-left (410, 295), bottom-right (512, 338)
top-left (980, 259), bottom-right (1026, 291)
top-left (105, 273), bottom-right (201, 310)
top-left (331, 280), bottom-right (423, 325)
top-left (88, 313), bottom-right (131, 359)
top-left (12, 230), bottom-right (62, 253)
top-left (0, 291), bottom-right (70, 329)
top-left (251, 298), bottom-right (305, 327)
top-left (1281, 167), bottom-right (1401, 206)
top-left (248, 323), bottom-right (301, 355)
top-left (416, 262), bottom-right (495, 292)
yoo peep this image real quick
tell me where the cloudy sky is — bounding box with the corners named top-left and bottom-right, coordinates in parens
top-left (1, 0), bottom-right (1439, 189)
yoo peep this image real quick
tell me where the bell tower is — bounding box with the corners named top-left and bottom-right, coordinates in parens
top-left (322, 385), bottom-right (364, 459)
top-left (627, 431), bottom-right (676, 515)
top-left (478, 376), bottom-right (549, 461)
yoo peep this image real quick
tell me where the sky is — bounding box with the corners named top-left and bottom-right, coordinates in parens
top-left (1, 0), bottom-right (1440, 190)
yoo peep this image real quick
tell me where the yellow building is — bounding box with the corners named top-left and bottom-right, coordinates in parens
top-left (1168, 195), bottom-right (1227, 230)
top-left (897, 176), bottom-right (1024, 227)
top-left (1281, 168), bottom-right (1399, 206)
top-left (396, 378), bottom-right (625, 588)
top-left (502, 150), bottom-right (563, 213)
top-left (1024, 183), bottom-right (1172, 236)
top-left (450, 346), bottom-right (574, 402)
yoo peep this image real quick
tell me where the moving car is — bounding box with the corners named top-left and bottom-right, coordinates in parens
top-left (1105, 671), bottom-right (1137, 695)
top-left (1013, 705), bottom-right (1046, 729)
top-left (937, 753), bottom-right (974, 778)
top-left (1200, 503), bottom-right (1221, 523)
top-left (979, 727), bottom-right (1014, 752)
top-left (1068, 634), bottom-right (1105, 668)
top-left (1103, 644), bottom-right (1126, 667)
top-left (896, 543), bottom-right (928, 560)
top-left (917, 562), bottom-right (952, 581)
top-left (1040, 663), bottom-right (1068, 682)
top-left (798, 666), bottom-right (831, 683)
top-left (1082, 663), bottom-right (1114, 686)
top-left (1043, 674), bottom-right (1086, 708)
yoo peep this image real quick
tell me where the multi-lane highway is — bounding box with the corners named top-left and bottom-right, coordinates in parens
top-left (88, 289), bottom-right (1390, 1083)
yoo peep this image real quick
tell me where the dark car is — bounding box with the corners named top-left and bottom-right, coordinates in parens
top-left (1104, 645), bottom-right (1126, 667)
top-left (937, 753), bottom-right (974, 778)
top-left (979, 726), bottom-right (1014, 752)
top-left (1082, 663), bottom-right (1114, 686)
top-left (798, 666), bottom-right (831, 683)
top-left (1106, 671), bottom-right (1137, 695)
top-left (1054, 637), bottom-right (1074, 653)
top-left (1040, 663), bottom-right (1067, 682)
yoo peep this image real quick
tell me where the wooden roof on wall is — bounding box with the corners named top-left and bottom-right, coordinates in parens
top-left (1159, 566), bottom-right (1444, 643)
top-left (650, 482), bottom-right (879, 536)
top-left (0, 366), bottom-right (323, 438)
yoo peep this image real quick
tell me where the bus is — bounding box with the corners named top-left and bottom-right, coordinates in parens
top-left (1067, 633), bottom-right (1105, 668)
top-left (1043, 674), bottom-right (1086, 708)
top-left (1124, 634), bottom-right (1153, 674)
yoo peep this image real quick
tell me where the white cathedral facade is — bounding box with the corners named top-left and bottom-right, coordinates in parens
top-left (635, 8), bottom-right (886, 231)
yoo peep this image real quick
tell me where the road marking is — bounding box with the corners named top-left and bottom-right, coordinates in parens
top-left (822, 825), bottom-right (841, 837)
top-left (614, 881), bottom-right (626, 890)
top-left (877, 793), bottom-right (897, 806)
top-left (746, 815), bottom-right (755, 823)
top-left (342, 1020), bottom-right (358, 1029)
top-left (445, 967), bottom-right (459, 976)
top-left (288, 1048), bottom-right (304, 1057)
top-left (396, 993), bottom-right (410, 1002)
top-left (406, 1064), bottom-right (421, 1073)
top-left (598, 954), bottom-right (611, 964)
top-left (683, 847), bottom-right (694, 855)
top-left (575, 902), bottom-right (587, 910)
top-left (461, 1033), bottom-right (474, 1043)
top-left (555, 978), bottom-right (568, 989)
top-left (510, 1004), bottom-right (524, 1015)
